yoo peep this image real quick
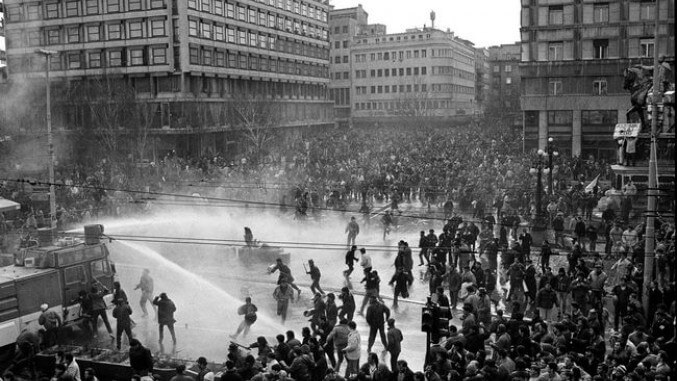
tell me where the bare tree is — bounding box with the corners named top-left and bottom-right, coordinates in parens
top-left (132, 101), bottom-right (158, 162)
top-left (68, 76), bottom-right (136, 161)
top-left (229, 95), bottom-right (281, 161)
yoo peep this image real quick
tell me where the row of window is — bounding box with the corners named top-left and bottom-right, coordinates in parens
top-left (188, 0), bottom-right (328, 23)
top-left (492, 64), bottom-right (513, 73)
top-left (354, 49), bottom-right (428, 63)
top-left (188, 0), bottom-right (328, 41)
top-left (354, 84), bottom-right (474, 95)
top-left (354, 66), bottom-right (429, 79)
top-left (333, 40), bottom-right (349, 49)
top-left (7, 19), bottom-right (167, 48)
top-left (187, 18), bottom-right (329, 61)
top-left (543, 110), bottom-right (619, 127)
top-left (329, 87), bottom-right (350, 106)
top-left (548, 79), bottom-right (609, 96)
top-left (331, 25), bottom-right (350, 35)
top-left (431, 66), bottom-right (475, 80)
top-left (4, 0), bottom-right (166, 22)
top-left (332, 71), bottom-right (349, 80)
top-left (546, 2), bottom-right (655, 26)
top-left (187, 45), bottom-right (328, 78)
top-left (8, 46), bottom-right (168, 72)
top-left (355, 33), bottom-right (433, 46)
top-left (354, 100), bottom-right (459, 111)
top-left (546, 38), bottom-right (654, 61)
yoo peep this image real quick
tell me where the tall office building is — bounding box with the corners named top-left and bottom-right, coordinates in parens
top-left (350, 26), bottom-right (477, 127)
top-left (474, 47), bottom-right (490, 116)
top-left (2, 0), bottom-right (333, 154)
top-left (520, 0), bottom-right (674, 158)
top-left (327, 3), bottom-right (368, 127)
top-left (487, 42), bottom-right (521, 128)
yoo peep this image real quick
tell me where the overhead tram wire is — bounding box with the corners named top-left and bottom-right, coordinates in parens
top-left (67, 233), bottom-right (404, 253)
top-left (1, 178), bottom-right (473, 223)
top-left (5, 179), bottom-right (672, 226)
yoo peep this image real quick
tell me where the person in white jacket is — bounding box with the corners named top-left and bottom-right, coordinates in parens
top-left (342, 321), bottom-right (361, 378)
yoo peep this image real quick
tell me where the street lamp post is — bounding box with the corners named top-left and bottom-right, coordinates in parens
top-left (546, 137), bottom-right (559, 195)
top-left (530, 149), bottom-right (550, 216)
top-left (35, 49), bottom-right (58, 231)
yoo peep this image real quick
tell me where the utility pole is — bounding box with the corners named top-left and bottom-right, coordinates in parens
top-left (642, 1), bottom-right (660, 318)
top-left (35, 49), bottom-right (58, 231)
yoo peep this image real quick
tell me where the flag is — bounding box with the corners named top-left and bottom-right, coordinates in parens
top-left (584, 174), bottom-right (600, 193)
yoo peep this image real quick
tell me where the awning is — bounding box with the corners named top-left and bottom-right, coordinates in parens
top-left (0, 198), bottom-right (20, 213)
top-left (613, 123), bottom-right (641, 139)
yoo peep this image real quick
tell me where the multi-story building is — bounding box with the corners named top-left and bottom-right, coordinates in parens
top-left (327, 3), bottom-right (367, 127)
top-left (474, 47), bottom-right (490, 116)
top-left (520, 0), bottom-right (674, 158)
top-left (2, 0), bottom-right (333, 156)
top-left (487, 42), bottom-right (522, 128)
top-left (350, 26), bottom-right (477, 127)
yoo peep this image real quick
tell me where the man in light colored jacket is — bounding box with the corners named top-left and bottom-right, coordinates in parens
top-left (342, 321), bottom-right (361, 378)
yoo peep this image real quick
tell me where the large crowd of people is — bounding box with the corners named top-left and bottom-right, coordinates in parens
top-left (0, 122), bottom-right (675, 381)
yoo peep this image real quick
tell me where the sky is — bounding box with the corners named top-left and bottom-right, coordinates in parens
top-left (329, 0), bottom-right (521, 48)
top-left (0, 0), bottom-right (521, 55)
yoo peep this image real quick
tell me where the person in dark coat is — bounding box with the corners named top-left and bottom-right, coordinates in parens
top-left (88, 285), bottom-right (114, 341)
top-left (518, 230), bottom-right (533, 260)
top-left (386, 318), bottom-right (403, 373)
top-left (337, 287), bottom-right (355, 322)
top-left (524, 260), bottom-right (538, 304)
top-left (306, 259), bottom-right (325, 295)
top-left (539, 241), bottom-right (552, 273)
top-left (365, 297), bottom-right (390, 353)
top-left (129, 339), bottom-right (153, 376)
top-left (389, 267), bottom-right (410, 309)
top-left (112, 281), bottom-right (128, 304)
top-left (396, 360), bottom-right (415, 381)
top-left (231, 297), bottom-right (257, 340)
top-left (112, 299), bottom-right (133, 350)
top-left (153, 292), bottom-right (177, 352)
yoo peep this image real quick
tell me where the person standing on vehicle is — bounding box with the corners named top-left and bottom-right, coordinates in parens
top-left (38, 303), bottom-right (61, 348)
top-left (231, 297), bottom-right (257, 339)
top-left (135, 269), bottom-right (155, 318)
top-left (345, 217), bottom-right (360, 246)
top-left (113, 281), bottom-right (128, 304)
top-left (88, 285), bottom-right (114, 342)
top-left (306, 259), bottom-right (325, 295)
top-left (153, 292), bottom-right (177, 353)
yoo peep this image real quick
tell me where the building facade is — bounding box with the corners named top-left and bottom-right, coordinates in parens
top-left (2, 0), bottom-right (334, 156)
top-left (350, 27), bottom-right (477, 127)
top-left (487, 42), bottom-right (522, 128)
top-left (327, 3), bottom-right (367, 127)
top-left (474, 47), bottom-right (490, 116)
top-left (520, 0), bottom-right (675, 158)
